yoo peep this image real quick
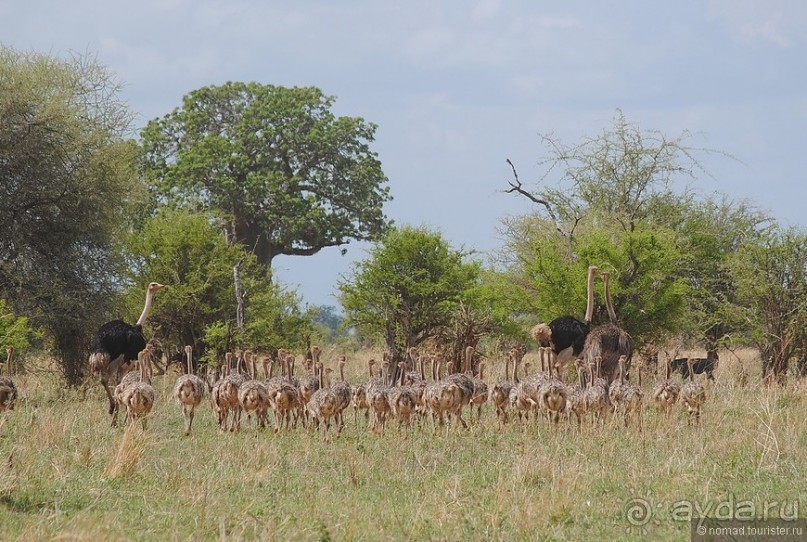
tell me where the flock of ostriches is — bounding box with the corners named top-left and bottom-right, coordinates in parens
top-left (0, 267), bottom-right (711, 436)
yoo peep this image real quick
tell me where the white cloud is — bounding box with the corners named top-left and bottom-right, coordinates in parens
top-left (472, 0), bottom-right (503, 21)
top-left (708, 0), bottom-right (807, 47)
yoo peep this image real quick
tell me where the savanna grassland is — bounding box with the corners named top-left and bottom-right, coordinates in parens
top-left (0, 349), bottom-right (805, 541)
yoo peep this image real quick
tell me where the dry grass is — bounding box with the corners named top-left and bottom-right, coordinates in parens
top-left (0, 347), bottom-right (804, 541)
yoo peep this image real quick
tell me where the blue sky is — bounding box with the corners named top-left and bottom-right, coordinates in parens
top-left (3, 0), bottom-right (805, 308)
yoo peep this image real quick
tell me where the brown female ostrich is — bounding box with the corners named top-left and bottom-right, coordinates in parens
top-left (680, 358), bottom-right (707, 426)
top-left (652, 356), bottom-right (681, 416)
top-left (173, 345), bottom-right (207, 436)
top-left (307, 362), bottom-right (340, 437)
top-left (488, 349), bottom-right (513, 424)
top-left (121, 348), bottom-right (155, 429)
top-left (539, 348), bottom-right (568, 424)
top-left (581, 270), bottom-right (633, 384)
top-left (0, 346), bottom-right (18, 412)
top-left (331, 355), bottom-right (352, 430)
top-left (531, 265), bottom-right (598, 370)
top-left (89, 282), bottom-right (166, 420)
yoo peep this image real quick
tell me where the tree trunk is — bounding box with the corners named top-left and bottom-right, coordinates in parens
top-left (233, 261), bottom-right (245, 331)
top-left (54, 324), bottom-right (87, 386)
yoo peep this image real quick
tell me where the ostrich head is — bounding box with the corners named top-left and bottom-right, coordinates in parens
top-left (531, 323), bottom-right (552, 347)
top-left (148, 282), bottom-right (166, 295)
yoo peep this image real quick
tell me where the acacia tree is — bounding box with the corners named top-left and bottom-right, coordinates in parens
top-left (728, 227), bottom-right (807, 382)
top-left (338, 226), bottom-right (480, 364)
top-left (0, 47), bottom-right (140, 383)
top-left (500, 111), bottom-right (766, 349)
top-left (140, 82), bottom-right (391, 266)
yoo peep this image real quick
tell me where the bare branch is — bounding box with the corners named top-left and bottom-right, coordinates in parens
top-left (504, 159), bottom-right (577, 246)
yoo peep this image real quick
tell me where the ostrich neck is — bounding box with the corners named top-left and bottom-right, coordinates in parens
top-left (135, 290), bottom-right (155, 326)
top-left (186, 352), bottom-right (193, 376)
top-left (604, 276), bottom-right (617, 324)
top-left (584, 267), bottom-right (596, 323)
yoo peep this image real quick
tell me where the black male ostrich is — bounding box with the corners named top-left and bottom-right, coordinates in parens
top-left (89, 282), bottom-right (165, 422)
top-left (531, 265), bottom-right (598, 370)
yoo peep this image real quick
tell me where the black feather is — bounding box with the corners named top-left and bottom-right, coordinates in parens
top-left (545, 316), bottom-right (591, 356)
top-left (91, 319), bottom-right (147, 364)
top-left (671, 357), bottom-right (717, 381)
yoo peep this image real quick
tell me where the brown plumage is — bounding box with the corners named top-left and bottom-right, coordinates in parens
top-left (680, 358), bottom-right (706, 425)
top-left (387, 361), bottom-right (419, 430)
top-left (121, 349), bottom-right (155, 429)
top-left (113, 343), bottom-right (153, 427)
top-left (238, 351), bottom-right (271, 430)
top-left (331, 355), bottom-right (352, 430)
top-left (582, 355), bottom-right (610, 426)
top-left (652, 357), bottom-right (681, 416)
top-left (538, 348), bottom-right (568, 424)
top-left (564, 359), bottom-right (587, 426)
top-left (173, 345), bottom-right (206, 436)
top-left (508, 348), bottom-right (533, 423)
top-left (366, 359), bottom-right (391, 433)
top-left (488, 350), bottom-right (513, 424)
top-left (423, 358), bottom-right (463, 431)
top-left (307, 363), bottom-right (340, 436)
top-left (211, 352), bottom-right (242, 431)
top-left (615, 355), bottom-right (644, 429)
top-left (464, 347), bottom-right (488, 422)
top-left (581, 270), bottom-right (634, 384)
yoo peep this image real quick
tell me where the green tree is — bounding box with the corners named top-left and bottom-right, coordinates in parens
top-left (728, 226), bottom-right (807, 382)
top-left (0, 298), bottom-right (41, 353)
top-left (0, 47), bottom-right (140, 384)
top-left (140, 82), bottom-right (392, 267)
top-left (338, 226), bottom-right (480, 363)
top-left (125, 208), bottom-right (310, 365)
top-left (676, 197), bottom-right (770, 350)
top-left (499, 214), bottom-right (690, 346)
top-left (500, 111), bottom-right (766, 349)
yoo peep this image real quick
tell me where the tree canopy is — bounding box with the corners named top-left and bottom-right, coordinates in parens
top-left (0, 47), bottom-right (140, 383)
top-left (729, 226), bottom-right (807, 381)
top-left (140, 82), bottom-right (392, 266)
top-left (499, 111), bottom-right (768, 349)
top-left (124, 208), bottom-right (311, 366)
top-left (338, 226), bottom-right (480, 362)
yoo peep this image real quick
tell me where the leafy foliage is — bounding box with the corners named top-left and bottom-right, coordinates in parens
top-left (124, 208), bottom-right (310, 365)
top-left (728, 226), bottom-right (807, 380)
top-left (0, 298), bottom-right (41, 352)
top-left (499, 111), bottom-right (768, 349)
top-left (140, 82), bottom-right (392, 266)
top-left (0, 47), bottom-right (140, 383)
top-left (338, 226), bottom-right (481, 360)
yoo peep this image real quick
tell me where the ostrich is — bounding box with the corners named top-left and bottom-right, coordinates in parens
top-left (331, 355), bottom-right (352, 431)
top-left (488, 349), bottom-right (513, 424)
top-left (531, 265), bottom-right (598, 370)
top-left (581, 270), bottom-right (634, 384)
top-left (173, 345), bottom-right (207, 436)
top-left (680, 358), bottom-right (706, 426)
top-left (539, 348), bottom-right (567, 425)
top-left (0, 346), bottom-right (18, 412)
top-left (113, 343), bottom-right (154, 427)
top-left (121, 348), bottom-right (155, 429)
top-left (652, 356), bottom-right (681, 416)
top-left (89, 282), bottom-right (166, 419)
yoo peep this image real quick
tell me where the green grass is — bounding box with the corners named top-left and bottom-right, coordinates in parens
top-left (0, 349), bottom-right (804, 541)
